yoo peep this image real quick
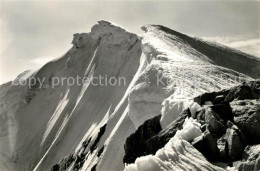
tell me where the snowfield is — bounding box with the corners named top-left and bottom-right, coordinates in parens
top-left (0, 21), bottom-right (259, 171)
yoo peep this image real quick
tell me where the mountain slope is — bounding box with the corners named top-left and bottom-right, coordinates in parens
top-left (0, 21), bottom-right (259, 171)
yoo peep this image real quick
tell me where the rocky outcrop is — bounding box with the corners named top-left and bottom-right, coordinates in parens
top-left (234, 144), bottom-right (260, 171)
top-left (124, 121), bottom-right (224, 171)
top-left (191, 81), bottom-right (260, 165)
top-left (124, 81), bottom-right (260, 169)
top-left (123, 115), bottom-right (162, 164)
top-left (231, 99), bottom-right (260, 144)
top-left (51, 124), bottom-right (107, 171)
top-left (123, 109), bottom-right (189, 165)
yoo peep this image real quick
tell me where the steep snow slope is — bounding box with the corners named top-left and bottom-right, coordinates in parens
top-left (0, 21), bottom-right (259, 171)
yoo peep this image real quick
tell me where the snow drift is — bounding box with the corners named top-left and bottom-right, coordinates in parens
top-left (0, 20), bottom-right (259, 171)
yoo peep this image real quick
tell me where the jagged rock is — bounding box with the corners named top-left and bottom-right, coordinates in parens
top-left (191, 135), bottom-right (204, 152)
top-left (97, 146), bottom-right (104, 157)
top-left (205, 108), bottom-right (226, 137)
top-left (196, 108), bottom-right (206, 124)
top-left (231, 124), bottom-right (247, 147)
top-left (51, 164), bottom-right (60, 171)
top-left (224, 81), bottom-right (260, 102)
top-left (203, 131), bottom-right (219, 162)
top-left (194, 92), bottom-right (217, 106)
top-left (231, 99), bottom-right (260, 144)
top-left (201, 124), bottom-right (208, 132)
top-left (217, 135), bottom-right (228, 162)
top-left (210, 102), bottom-right (234, 122)
top-left (226, 128), bottom-right (244, 162)
top-left (144, 110), bottom-right (189, 155)
top-left (90, 124), bottom-right (107, 152)
top-left (51, 154), bottom-right (75, 171)
top-left (235, 144), bottom-right (260, 171)
top-left (91, 164), bottom-right (97, 171)
top-left (71, 33), bottom-right (88, 48)
top-left (123, 115), bottom-right (162, 164)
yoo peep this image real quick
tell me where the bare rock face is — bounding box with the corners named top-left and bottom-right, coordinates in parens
top-left (231, 99), bottom-right (260, 144)
top-left (123, 81), bottom-right (260, 169)
top-left (204, 108), bottom-right (226, 137)
top-left (191, 81), bottom-right (260, 165)
top-left (144, 109), bottom-right (190, 155)
top-left (225, 81), bottom-right (260, 102)
top-left (234, 144), bottom-right (260, 171)
top-left (123, 109), bottom-right (190, 164)
top-left (123, 115), bottom-right (162, 164)
top-left (226, 128), bottom-right (244, 161)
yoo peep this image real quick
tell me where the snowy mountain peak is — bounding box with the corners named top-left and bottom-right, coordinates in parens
top-left (0, 21), bottom-right (259, 171)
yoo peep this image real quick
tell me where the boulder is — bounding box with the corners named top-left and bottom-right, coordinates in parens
top-left (217, 135), bottom-right (228, 162)
top-left (205, 108), bottom-right (226, 137)
top-left (231, 99), bottom-right (260, 144)
top-left (210, 102), bottom-right (234, 122)
top-left (203, 131), bottom-right (219, 162)
top-left (224, 81), bottom-right (260, 102)
top-left (235, 144), bottom-right (260, 171)
top-left (226, 128), bottom-right (244, 162)
top-left (191, 135), bottom-right (204, 153)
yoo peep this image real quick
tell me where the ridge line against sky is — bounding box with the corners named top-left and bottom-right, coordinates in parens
top-left (1, 0), bottom-right (259, 84)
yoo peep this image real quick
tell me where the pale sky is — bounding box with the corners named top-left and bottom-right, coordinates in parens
top-left (1, 0), bottom-right (259, 84)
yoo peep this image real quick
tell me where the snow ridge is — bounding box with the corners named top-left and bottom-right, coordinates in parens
top-left (0, 21), bottom-right (259, 171)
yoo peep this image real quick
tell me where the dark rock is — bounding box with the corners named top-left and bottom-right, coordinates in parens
top-left (226, 128), bottom-right (244, 162)
top-left (217, 135), bottom-right (228, 162)
top-left (236, 144), bottom-right (260, 171)
top-left (201, 124), bottom-right (208, 132)
top-left (191, 135), bottom-right (204, 153)
top-left (231, 99), bottom-right (260, 144)
top-left (231, 125), bottom-right (247, 147)
top-left (123, 115), bottom-right (162, 164)
top-left (82, 137), bottom-right (91, 148)
top-left (210, 102), bottom-right (234, 122)
top-left (97, 146), bottom-right (104, 157)
top-left (73, 156), bottom-right (85, 171)
top-left (144, 110), bottom-right (188, 155)
top-left (91, 164), bottom-right (97, 171)
top-left (205, 108), bottom-right (226, 137)
top-left (203, 131), bottom-right (218, 162)
top-left (226, 121), bottom-right (234, 128)
top-left (196, 108), bottom-right (206, 123)
top-left (51, 164), bottom-right (60, 171)
top-left (224, 81), bottom-right (260, 102)
top-left (213, 95), bottom-right (225, 104)
top-left (57, 154), bottom-right (75, 171)
top-left (90, 124), bottom-right (107, 152)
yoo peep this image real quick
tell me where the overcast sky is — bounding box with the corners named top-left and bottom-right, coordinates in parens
top-left (1, 0), bottom-right (259, 84)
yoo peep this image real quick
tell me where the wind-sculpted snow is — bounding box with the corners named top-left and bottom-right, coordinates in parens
top-left (124, 118), bottom-right (223, 171)
top-left (0, 21), bottom-right (259, 171)
top-left (129, 25), bottom-right (252, 128)
top-left (0, 21), bottom-right (141, 170)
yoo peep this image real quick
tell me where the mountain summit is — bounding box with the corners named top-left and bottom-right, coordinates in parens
top-left (0, 21), bottom-right (259, 171)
